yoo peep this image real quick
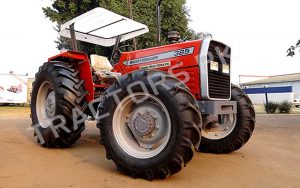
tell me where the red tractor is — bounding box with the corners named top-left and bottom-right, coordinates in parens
top-left (31, 1), bottom-right (255, 180)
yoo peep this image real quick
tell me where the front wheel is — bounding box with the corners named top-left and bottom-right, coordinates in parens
top-left (97, 70), bottom-right (201, 179)
top-left (31, 62), bottom-right (88, 148)
top-left (199, 84), bottom-right (255, 153)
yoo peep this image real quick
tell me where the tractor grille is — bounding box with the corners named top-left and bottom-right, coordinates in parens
top-left (207, 41), bottom-right (231, 99)
top-left (208, 72), bottom-right (230, 99)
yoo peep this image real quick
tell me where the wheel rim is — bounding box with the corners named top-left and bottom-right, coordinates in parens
top-left (36, 81), bottom-right (56, 128)
top-left (113, 93), bottom-right (171, 159)
top-left (202, 114), bottom-right (237, 140)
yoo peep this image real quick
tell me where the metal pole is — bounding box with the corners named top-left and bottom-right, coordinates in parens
top-left (110, 35), bottom-right (122, 64)
top-left (127, 0), bottom-right (137, 50)
top-left (265, 92), bottom-right (269, 105)
top-left (156, 0), bottom-right (163, 46)
top-left (70, 23), bottom-right (78, 51)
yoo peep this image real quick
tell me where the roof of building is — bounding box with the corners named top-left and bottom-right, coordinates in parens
top-left (242, 73), bottom-right (300, 85)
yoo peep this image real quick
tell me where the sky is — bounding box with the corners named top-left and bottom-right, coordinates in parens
top-left (0, 0), bottom-right (58, 76)
top-left (0, 0), bottom-right (299, 84)
top-left (186, 0), bottom-right (300, 83)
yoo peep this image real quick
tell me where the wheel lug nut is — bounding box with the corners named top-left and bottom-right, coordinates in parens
top-left (155, 125), bottom-right (159, 130)
top-left (154, 115), bottom-right (158, 120)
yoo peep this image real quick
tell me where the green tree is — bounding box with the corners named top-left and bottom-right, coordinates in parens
top-left (43, 0), bottom-right (195, 57)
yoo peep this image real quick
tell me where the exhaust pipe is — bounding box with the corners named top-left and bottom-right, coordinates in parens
top-left (156, 0), bottom-right (163, 46)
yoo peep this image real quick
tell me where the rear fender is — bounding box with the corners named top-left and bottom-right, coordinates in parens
top-left (48, 51), bottom-right (94, 102)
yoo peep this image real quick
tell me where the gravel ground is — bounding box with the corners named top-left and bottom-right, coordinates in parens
top-left (0, 111), bottom-right (299, 187)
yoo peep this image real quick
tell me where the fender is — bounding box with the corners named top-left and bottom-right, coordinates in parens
top-left (48, 51), bottom-right (94, 102)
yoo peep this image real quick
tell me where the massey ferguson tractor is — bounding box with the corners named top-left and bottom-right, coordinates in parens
top-left (31, 1), bottom-right (255, 180)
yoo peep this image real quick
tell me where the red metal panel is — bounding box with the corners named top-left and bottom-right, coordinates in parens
top-left (172, 67), bottom-right (201, 99)
top-left (114, 40), bottom-right (202, 99)
top-left (48, 51), bottom-right (94, 102)
top-left (48, 51), bottom-right (88, 62)
top-left (77, 60), bottom-right (94, 102)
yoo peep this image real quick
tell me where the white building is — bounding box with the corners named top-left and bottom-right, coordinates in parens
top-left (0, 72), bottom-right (28, 104)
top-left (241, 73), bottom-right (300, 104)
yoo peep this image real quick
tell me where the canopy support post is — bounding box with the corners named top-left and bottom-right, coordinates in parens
top-left (156, 0), bottom-right (163, 46)
top-left (110, 35), bottom-right (122, 64)
top-left (70, 23), bottom-right (78, 51)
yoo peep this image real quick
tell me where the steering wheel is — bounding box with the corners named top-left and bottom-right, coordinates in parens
top-left (111, 45), bottom-right (135, 63)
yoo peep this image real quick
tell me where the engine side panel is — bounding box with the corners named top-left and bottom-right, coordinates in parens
top-left (114, 40), bottom-right (203, 99)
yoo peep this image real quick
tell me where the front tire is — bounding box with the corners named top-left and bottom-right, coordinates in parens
top-left (199, 84), bottom-right (255, 153)
top-left (97, 70), bottom-right (201, 179)
top-left (31, 62), bottom-right (88, 148)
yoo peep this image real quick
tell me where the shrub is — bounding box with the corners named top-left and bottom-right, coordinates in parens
top-left (278, 101), bottom-right (293, 113)
top-left (264, 102), bottom-right (278, 114)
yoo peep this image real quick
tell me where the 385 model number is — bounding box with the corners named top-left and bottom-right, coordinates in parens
top-left (123, 47), bottom-right (195, 65)
top-left (174, 48), bottom-right (194, 57)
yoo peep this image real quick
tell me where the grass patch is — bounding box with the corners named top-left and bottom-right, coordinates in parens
top-left (254, 104), bottom-right (300, 114)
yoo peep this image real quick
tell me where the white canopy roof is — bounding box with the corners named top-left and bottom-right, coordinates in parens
top-left (59, 8), bottom-right (149, 47)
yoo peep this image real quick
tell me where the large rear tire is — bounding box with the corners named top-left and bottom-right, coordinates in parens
top-left (97, 70), bottom-right (201, 179)
top-left (199, 84), bottom-right (255, 153)
top-left (31, 62), bottom-right (88, 148)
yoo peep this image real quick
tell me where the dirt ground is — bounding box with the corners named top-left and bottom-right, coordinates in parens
top-left (0, 106), bottom-right (30, 119)
top-left (0, 110), bottom-right (299, 187)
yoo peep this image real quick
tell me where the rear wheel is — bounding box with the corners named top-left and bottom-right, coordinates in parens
top-left (31, 62), bottom-right (88, 147)
top-left (97, 70), bottom-right (201, 179)
top-left (199, 84), bottom-right (255, 153)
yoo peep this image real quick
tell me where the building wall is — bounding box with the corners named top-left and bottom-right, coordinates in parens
top-left (0, 73), bottom-right (28, 104)
top-left (243, 85), bottom-right (296, 105)
top-left (27, 78), bottom-right (34, 103)
top-left (293, 82), bottom-right (300, 97)
top-left (247, 93), bottom-right (294, 104)
top-left (245, 81), bottom-right (300, 98)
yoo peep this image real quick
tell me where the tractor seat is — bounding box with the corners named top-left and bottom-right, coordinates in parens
top-left (90, 54), bottom-right (120, 81)
top-left (90, 54), bottom-right (113, 71)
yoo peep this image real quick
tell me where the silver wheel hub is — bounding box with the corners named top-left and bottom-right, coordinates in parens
top-left (45, 91), bottom-right (55, 118)
top-left (202, 114), bottom-right (237, 140)
top-left (133, 112), bottom-right (155, 136)
top-left (36, 81), bottom-right (56, 128)
top-left (113, 93), bottom-right (171, 159)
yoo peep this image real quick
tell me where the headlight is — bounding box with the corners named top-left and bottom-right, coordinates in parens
top-left (222, 64), bottom-right (230, 74)
top-left (210, 61), bottom-right (219, 71)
